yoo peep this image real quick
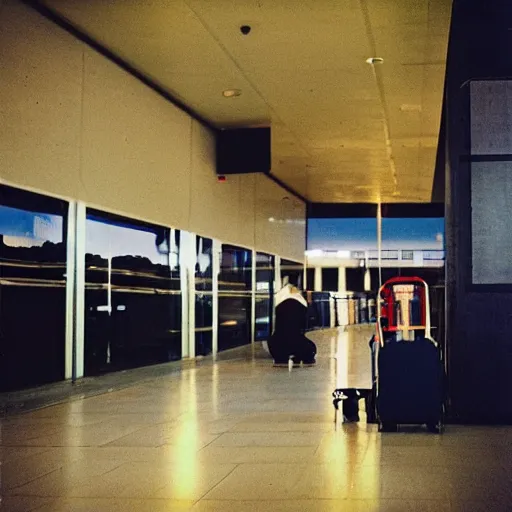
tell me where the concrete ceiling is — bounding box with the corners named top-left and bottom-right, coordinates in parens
top-left (42, 0), bottom-right (452, 203)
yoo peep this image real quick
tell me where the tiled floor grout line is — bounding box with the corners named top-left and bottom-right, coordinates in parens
top-left (192, 463), bottom-right (242, 504)
top-left (6, 465), bottom-right (65, 494)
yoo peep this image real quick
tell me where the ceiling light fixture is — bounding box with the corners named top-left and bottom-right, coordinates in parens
top-left (222, 89), bottom-right (241, 98)
top-left (366, 57), bottom-right (384, 65)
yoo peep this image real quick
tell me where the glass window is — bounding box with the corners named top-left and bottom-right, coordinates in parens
top-left (307, 218), bottom-right (377, 252)
top-left (195, 236), bottom-right (213, 356)
top-left (0, 185), bottom-right (67, 391)
top-left (280, 258), bottom-right (304, 289)
top-left (306, 268), bottom-right (315, 291)
top-left (218, 244), bottom-right (252, 351)
top-left (255, 252), bottom-right (275, 341)
top-left (346, 268), bottom-right (365, 293)
top-left (84, 210), bottom-right (181, 375)
top-left (308, 216), bottom-right (444, 293)
top-left (381, 218), bottom-right (444, 252)
top-left (322, 268), bottom-right (338, 292)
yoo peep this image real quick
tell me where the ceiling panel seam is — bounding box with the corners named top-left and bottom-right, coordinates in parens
top-left (359, 0), bottom-right (399, 197)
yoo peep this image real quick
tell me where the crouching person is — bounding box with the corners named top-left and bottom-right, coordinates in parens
top-left (268, 284), bottom-right (317, 367)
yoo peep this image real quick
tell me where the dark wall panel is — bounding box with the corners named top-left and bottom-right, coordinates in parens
top-left (281, 259), bottom-right (304, 289)
top-left (444, 0), bottom-right (512, 422)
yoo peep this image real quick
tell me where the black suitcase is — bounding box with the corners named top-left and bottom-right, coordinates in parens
top-left (376, 337), bottom-right (444, 432)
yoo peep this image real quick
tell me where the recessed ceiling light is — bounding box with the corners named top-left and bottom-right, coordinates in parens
top-left (222, 89), bottom-right (241, 98)
top-left (366, 57), bottom-right (384, 64)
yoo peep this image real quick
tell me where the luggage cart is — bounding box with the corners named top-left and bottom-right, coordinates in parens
top-left (369, 277), bottom-right (444, 433)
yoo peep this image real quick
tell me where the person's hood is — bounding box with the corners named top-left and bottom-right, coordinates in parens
top-left (275, 284), bottom-right (308, 308)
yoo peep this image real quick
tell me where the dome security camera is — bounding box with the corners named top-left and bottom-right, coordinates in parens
top-left (240, 25), bottom-right (251, 35)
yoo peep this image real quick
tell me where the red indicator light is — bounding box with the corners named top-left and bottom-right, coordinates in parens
top-left (218, 175), bottom-right (227, 182)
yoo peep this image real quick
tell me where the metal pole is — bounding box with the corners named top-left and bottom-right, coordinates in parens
top-left (251, 249), bottom-right (256, 343)
top-left (377, 202), bottom-right (382, 290)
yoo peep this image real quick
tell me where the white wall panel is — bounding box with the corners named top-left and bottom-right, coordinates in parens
top-left (189, 121), bottom-right (245, 244)
top-left (0, 0), bottom-right (82, 198)
top-left (80, 50), bottom-right (192, 229)
top-left (237, 174), bottom-right (257, 250)
top-left (255, 176), bottom-right (306, 261)
top-left (0, 0), bottom-right (305, 259)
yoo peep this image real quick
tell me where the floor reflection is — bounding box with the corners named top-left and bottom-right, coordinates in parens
top-left (3, 326), bottom-right (512, 511)
top-left (307, 324), bottom-right (374, 390)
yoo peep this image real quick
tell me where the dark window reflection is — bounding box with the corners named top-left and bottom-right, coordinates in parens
top-left (306, 268), bottom-right (315, 291)
top-left (280, 259), bottom-right (304, 289)
top-left (306, 291), bottom-right (331, 330)
top-left (346, 268), bottom-right (365, 293)
top-left (84, 210), bottom-right (181, 376)
top-left (255, 252), bottom-right (275, 341)
top-left (322, 267), bottom-right (338, 292)
top-left (218, 244), bottom-right (252, 351)
top-left (0, 186), bottom-right (67, 391)
top-left (195, 236), bottom-right (213, 356)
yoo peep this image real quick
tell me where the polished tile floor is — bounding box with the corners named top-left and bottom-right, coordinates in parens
top-left (3, 326), bottom-right (512, 511)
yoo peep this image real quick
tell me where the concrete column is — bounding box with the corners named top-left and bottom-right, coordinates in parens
top-left (179, 230), bottom-right (196, 359)
top-left (274, 255), bottom-right (281, 292)
top-left (314, 266), bottom-right (322, 291)
top-left (364, 268), bottom-right (371, 292)
top-left (413, 250), bottom-right (424, 266)
top-left (68, 201), bottom-right (86, 380)
top-left (65, 201), bottom-right (76, 380)
top-left (338, 267), bottom-right (347, 293)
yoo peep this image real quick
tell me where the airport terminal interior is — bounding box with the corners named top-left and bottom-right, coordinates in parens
top-left (2, 0), bottom-right (512, 510)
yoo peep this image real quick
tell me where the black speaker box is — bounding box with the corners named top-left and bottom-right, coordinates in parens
top-left (216, 127), bottom-right (271, 175)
